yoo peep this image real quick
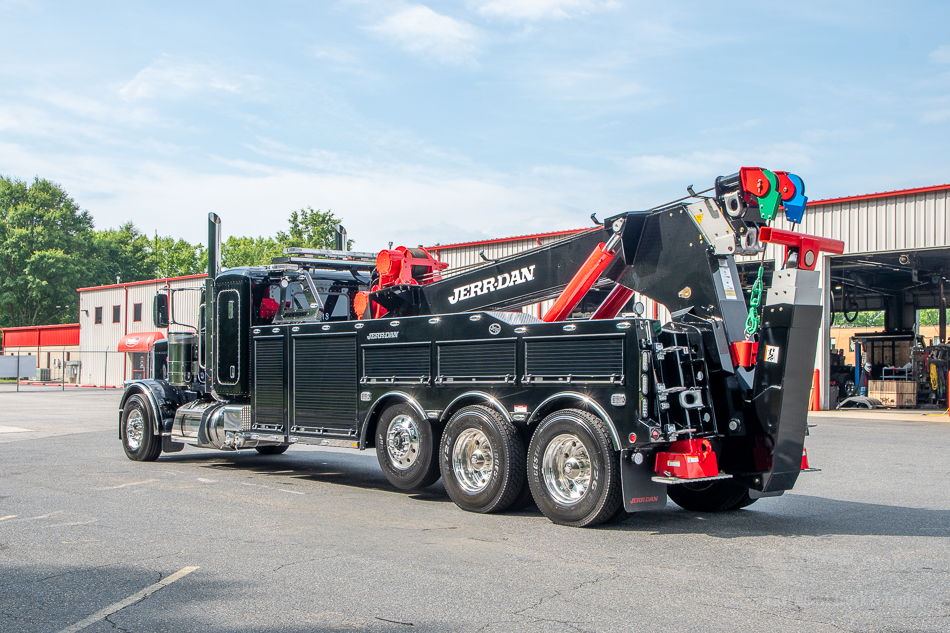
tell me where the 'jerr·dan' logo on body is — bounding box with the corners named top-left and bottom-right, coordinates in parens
top-left (448, 265), bottom-right (536, 305)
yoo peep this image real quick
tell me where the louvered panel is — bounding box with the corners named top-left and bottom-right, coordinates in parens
top-left (363, 344), bottom-right (430, 379)
top-left (293, 336), bottom-right (357, 431)
top-left (254, 338), bottom-right (284, 427)
top-left (438, 341), bottom-right (515, 378)
top-left (526, 337), bottom-right (624, 379)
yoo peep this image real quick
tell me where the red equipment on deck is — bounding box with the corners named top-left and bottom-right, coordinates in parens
top-left (356, 246), bottom-right (448, 319)
top-left (654, 439), bottom-right (720, 479)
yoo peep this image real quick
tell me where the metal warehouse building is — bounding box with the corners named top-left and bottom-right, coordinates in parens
top-left (76, 274), bottom-right (206, 386)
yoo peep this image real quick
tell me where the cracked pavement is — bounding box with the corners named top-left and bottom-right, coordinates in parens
top-left (1, 389), bottom-right (949, 632)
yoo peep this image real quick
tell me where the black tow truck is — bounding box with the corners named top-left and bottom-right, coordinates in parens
top-left (119, 168), bottom-right (843, 527)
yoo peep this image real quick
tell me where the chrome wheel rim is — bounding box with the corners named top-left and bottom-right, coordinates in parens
top-left (126, 409), bottom-right (145, 451)
top-left (452, 428), bottom-right (495, 494)
top-left (541, 433), bottom-right (591, 506)
top-left (386, 414), bottom-right (420, 470)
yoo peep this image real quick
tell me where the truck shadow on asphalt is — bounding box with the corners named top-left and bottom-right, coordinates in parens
top-left (158, 451), bottom-right (950, 538)
top-left (160, 449), bottom-right (453, 503)
top-left (607, 494), bottom-right (950, 539)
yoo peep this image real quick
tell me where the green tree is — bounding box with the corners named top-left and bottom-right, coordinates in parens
top-left (92, 222), bottom-right (155, 285)
top-left (919, 309), bottom-right (942, 326)
top-left (150, 233), bottom-right (206, 278)
top-left (221, 208), bottom-right (348, 268)
top-left (833, 310), bottom-right (885, 327)
top-left (276, 207), bottom-right (345, 250)
top-left (0, 176), bottom-right (96, 326)
top-left (221, 235), bottom-right (283, 268)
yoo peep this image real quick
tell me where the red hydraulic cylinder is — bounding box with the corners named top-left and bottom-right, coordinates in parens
top-left (591, 284), bottom-right (635, 320)
top-left (543, 237), bottom-right (619, 322)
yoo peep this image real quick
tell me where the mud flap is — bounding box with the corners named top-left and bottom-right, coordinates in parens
top-left (620, 448), bottom-right (668, 512)
top-left (162, 437), bottom-right (184, 453)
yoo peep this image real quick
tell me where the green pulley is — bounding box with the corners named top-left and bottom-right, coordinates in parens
top-left (756, 169), bottom-right (781, 221)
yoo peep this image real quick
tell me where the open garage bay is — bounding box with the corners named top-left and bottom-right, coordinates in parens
top-left (1, 388), bottom-right (948, 632)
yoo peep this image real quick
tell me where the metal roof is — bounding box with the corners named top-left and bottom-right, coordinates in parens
top-left (77, 274), bottom-right (207, 292)
top-left (426, 183), bottom-right (950, 251)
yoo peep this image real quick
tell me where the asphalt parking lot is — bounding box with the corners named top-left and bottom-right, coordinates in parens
top-left (1, 387), bottom-right (948, 632)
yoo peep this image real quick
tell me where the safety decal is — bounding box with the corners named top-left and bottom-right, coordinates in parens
top-left (765, 345), bottom-right (780, 363)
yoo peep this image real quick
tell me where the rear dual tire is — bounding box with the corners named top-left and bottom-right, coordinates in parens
top-left (376, 404), bottom-right (442, 490)
top-left (439, 406), bottom-right (526, 514)
top-left (667, 479), bottom-right (757, 512)
top-left (527, 409), bottom-right (623, 528)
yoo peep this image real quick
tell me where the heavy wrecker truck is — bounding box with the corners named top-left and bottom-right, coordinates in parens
top-left (119, 168), bottom-right (843, 527)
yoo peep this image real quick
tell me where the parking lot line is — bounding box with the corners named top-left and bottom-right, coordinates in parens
top-left (0, 515), bottom-right (16, 522)
top-left (96, 479), bottom-right (157, 490)
top-left (55, 565), bottom-right (199, 633)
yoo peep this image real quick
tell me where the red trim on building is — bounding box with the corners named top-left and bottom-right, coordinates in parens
top-left (1, 323), bottom-right (80, 349)
top-left (77, 273), bottom-right (207, 293)
top-left (428, 228), bottom-right (589, 252)
top-left (811, 183), bottom-right (950, 207)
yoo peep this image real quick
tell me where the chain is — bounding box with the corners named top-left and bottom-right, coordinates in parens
top-left (744, 231), bottom-right (771, 338)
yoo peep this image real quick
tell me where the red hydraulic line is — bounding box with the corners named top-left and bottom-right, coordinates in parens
top-left (591, 284), bottom-right (635, 320)
top-left (543, 237), bottom-right (619, 322)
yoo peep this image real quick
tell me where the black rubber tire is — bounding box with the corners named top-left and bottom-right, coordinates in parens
top-left (375, 403), bottom-right (441, 491)
top-left (527, 409), bottom-right (623, 528)
top-left (255, 445), bottom-right (289, 455)
top-left (728, 492), bottom-right (758, 510)
top-left (508, 478), bottom-right (536, 511)
top-left (440, 406), bottom-right (526, 514)
top-left (667, 479), bottom-right (752, 512)
top-left (121, 394), bottom-right (162, 462)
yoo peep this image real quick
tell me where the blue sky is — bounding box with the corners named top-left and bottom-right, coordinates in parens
top-left (1, 1), bottom-right (949, 251)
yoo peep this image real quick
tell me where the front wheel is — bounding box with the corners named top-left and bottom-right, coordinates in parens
top-left (375, 403), bottom-right (441, 490)
top-left (121, 394), bottom-right (162, 462)
top-left (527, 409), bottom-right (623, 527)
top-left (440, 406), bottom-right (525, 514)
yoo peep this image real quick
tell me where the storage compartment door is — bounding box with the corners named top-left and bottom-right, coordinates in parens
top-left (292, 334), bottom-right (358, 436)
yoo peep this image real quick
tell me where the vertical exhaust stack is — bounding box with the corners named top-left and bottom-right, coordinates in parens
top-left (206, 213), bottom-right (222, 394)
top-left (208, 213), bottom-right (222, 278)
top-left (335, 224), bottom-right (347, 251)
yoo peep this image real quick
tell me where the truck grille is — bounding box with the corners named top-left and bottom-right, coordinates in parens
top-left (293, 336), bottom-right (357, 429)
top-left (363, 344), bottom-right (430, 380)
top-left (254, 338), bottom-right (284, 428)
top-left (438, 341), bottom-right (516, 381)
top-left (525, 336), bottom-right (624, 382)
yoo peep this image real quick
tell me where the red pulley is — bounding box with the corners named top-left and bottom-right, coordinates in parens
top-left (740, 166), bottom-right (770, 197)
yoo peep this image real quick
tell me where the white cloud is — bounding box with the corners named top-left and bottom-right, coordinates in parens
top-left (930, 44), bottom-right (950, 64)
top-left (622, 145), bottom-right (814, 191)
top-left (119, 56), bottom-right (246, 101)
top-left (367, 5), bottom-right (479, 65)
top-left (476, 0), bottom-right (617, 21)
